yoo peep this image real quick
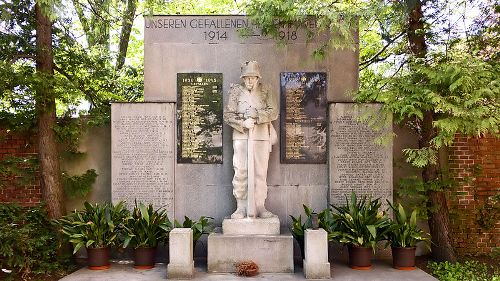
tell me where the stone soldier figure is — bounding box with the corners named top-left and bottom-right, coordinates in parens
top-left (224, 61), bottom-right (278, 219)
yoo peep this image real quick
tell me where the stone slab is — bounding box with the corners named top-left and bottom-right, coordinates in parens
top-left (59, 260), bottom-right (438, 281)
top-left (207, 233), bottom-right (294, 273)
top-left (111, 103), bottom-right (175, 215)
top-left (329, 103), bottom-right (393, 209)
top-left (222, 217), bottom-right (280, 235)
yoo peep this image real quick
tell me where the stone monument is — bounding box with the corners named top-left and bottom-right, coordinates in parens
top-left (207, 61), bottom-right (293, 273)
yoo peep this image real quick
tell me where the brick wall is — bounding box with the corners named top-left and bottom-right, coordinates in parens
top-left (448, 134), bottom-right (500, 256)
top-left (0, 130), bottom-right (41, 206)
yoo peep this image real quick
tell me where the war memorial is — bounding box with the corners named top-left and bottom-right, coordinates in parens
top-left (110, 15), bottom-right (396, 279)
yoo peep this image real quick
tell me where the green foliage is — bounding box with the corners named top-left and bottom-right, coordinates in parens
top-left (55, 201), bottom-right (130, 254)
top-left (0, 203), bottom-right (64, 278)
top-left (331, 192), bottom-right (390, 250)
top-left (0, 0), bottom-right (144, 139)
top-left (289, 205), bottom-right (313, 256)
top-left (62, 169), bottom-right (98, 199)
top-left (475, 194), bottom-right (500, 231)
top-left (0, 155), bottom-right (38, 188)
top-left (122, 202), bottom-right (173, 249)
top-left (397, 175), bottom-right (455, 218)
top-left (242, 0), bottom-right (358, 55)
top-left (386, 201), bottom-right (430, 248)
top-left (289, 205), bottom-right (341, 257)
top-left (174, 215), bottom-right (214, 245)
top-left (145, 0), bottom-right (237, 15)
top-left (356, 54), bottom-right (500, 168)
top-left (429, 260), bottom-right (500, 281)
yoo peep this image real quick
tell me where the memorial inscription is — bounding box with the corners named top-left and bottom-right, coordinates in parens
top-left (280, 72), bottom-right (328, 164)
top-left (111, 103), bottom-right (175, 214)
top-left (177, 73), bottom-right (223, 164)
top-left (329, 104), bottom-right (392, 207)
top-left (144, 16), bottom-right (320, 44)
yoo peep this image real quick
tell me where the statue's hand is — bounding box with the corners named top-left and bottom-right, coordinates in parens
top-left (243, 118), bottom-right (255, 129)
top-left (245, 108), bottom-right (258, 119)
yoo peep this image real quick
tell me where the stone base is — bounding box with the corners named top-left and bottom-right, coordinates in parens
top-left (207, 233), bottom-right (293, 273)
top-left (304, 260), bottom-right (331, 279)
top-left (222, 217), bottom-right (280, 235)
top-left (167, 261), bottom-right (194, 279)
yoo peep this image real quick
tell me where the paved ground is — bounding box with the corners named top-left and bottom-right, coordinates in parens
top-left (60, 259), bottom-right (437, 281)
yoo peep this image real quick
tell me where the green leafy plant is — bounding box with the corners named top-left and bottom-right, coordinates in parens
top-left (62, 169), bottom-right (98, 199)
top-left (55, 201), bottom-right (130, 254)
top-left (289, 205), bottom-right (314, 256)
top-left (0, 203), bottom-right (64, 279)
top-left (174, 216), bottom-right (214, 245)
top-left (289, 205), bottom-right (341, 257)
top-left (429, 260), bottom-right (500, 281)
top-left (331, 192), bottom-right (391, 250)
top-left (386, 201), bottom-right (430, 248)
top-left (0, 155), bottom-right (38, 189)
top-left (122, 202), bottom-right (173, 249)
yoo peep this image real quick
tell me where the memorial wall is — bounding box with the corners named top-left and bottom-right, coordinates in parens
top-left (111, 103), bottom-right (175, 215)
top-left (111, 15), bottom-right (380, 225)
top-left (329, 104), bottom-right (393, 208)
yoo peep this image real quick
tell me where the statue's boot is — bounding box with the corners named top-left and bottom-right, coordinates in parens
top-left (257, 204), bottom-right (277, 219)
top-left (231, 199), bottom-right (247, 219)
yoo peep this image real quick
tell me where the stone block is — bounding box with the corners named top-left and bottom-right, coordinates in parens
top-left (167, 262), bottom-right (194, 279)
top-left (167, 228), bottom-right (194, 279)
top-left (222, 217), bottom-right (280, 235)
top-left (207, 233), bottom-right (293, 273)
top-left (304, 229), bottom-right (330, 279)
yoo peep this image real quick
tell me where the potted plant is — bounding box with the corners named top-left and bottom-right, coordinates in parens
top-left (331, 192), bottom-right (390, 270)
top-left (122, 202), bottom-right (173, 269)
top-left (174, 215), bottom-right (214, 254)
top-left (386, 202), bottom-right (430, 270)
top-left (56, 201), bottom-right (130, 270)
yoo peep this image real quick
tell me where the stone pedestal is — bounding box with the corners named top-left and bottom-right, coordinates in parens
top-left (207, 232), bottom-right (294, 273)
top-left (167, 228), bottom-right (194, 279)
top-left (222, 217), bottom-right (280, 235)
top-left (303, 229), bottom-right (330, 279)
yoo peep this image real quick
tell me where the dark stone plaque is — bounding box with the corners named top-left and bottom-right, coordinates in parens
top-left (177, 73), bottom-right (223, 163)
top-left (280, 72), bottom-right (328, 164)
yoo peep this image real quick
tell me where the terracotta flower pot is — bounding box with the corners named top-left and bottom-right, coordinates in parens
top-left (134, 247), bottom-right (157, 269)
top-left (86, 247), bottom-right (110, 270)
top-left (348, 245), bottom-right (373, 270)
top-left (392, 247), bottom-right (416, 270)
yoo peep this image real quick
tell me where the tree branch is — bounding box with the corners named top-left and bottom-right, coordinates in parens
top-left (9, 54), bottom-right (36, 64)
top-left (359, 30), bottom-right (406, 68)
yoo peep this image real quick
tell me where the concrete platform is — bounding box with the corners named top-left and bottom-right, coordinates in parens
top-left (59, 259), bottom-right (437, 281)
top-left (207, 233), bottom-right (294, 273)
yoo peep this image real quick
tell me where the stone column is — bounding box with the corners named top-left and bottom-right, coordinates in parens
top-left (167, 228), bottom-right (194, 279)
top-left (303, 229), bottom-right (330, 279)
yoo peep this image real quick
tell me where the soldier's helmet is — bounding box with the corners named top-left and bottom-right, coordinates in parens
top-left (240, 61), bottom-right (261, 78)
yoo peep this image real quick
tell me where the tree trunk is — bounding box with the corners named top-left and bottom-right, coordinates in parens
top-left (35, 2), bottom-right (65, 219)
top-left (408, 0), bottom-right (457, 262)
top-left (419, 112), bottom-right (457, 262)
top-left (116, 0), bottom-right (137, 70)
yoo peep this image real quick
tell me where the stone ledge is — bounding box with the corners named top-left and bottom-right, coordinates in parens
top-left (222, 217), bottom-right (280, 235)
